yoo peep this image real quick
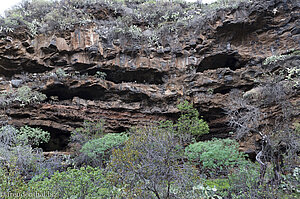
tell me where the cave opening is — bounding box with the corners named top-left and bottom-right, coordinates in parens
top-left (213, 84), bottom-right (256, 95)
top-left (43, 84), bottom-right (107, 101)
top-left (38, 126), bottom-right (71, 152)
top-left (91, 68), bottom-right (165, 85)
top-left (197, 52), bottom-right (243, 72)
top-left (111, 126), bottom-right (129, 133)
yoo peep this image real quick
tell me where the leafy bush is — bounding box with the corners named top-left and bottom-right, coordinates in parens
top-left (160, 101), bottom-right (209, 142)
top-left (0, 145), bottom-right (44, 177)
top-left (55, 68), bottom-right (68, 79)
top-left (0, 125), bottom-right (61, 180)
top-left (0, 125), bottom-right (50, 147)
top-left (28, 166), bottom-right (113, 199)
top-left (294, 122), bottom-right (300, 134)
top-left (0, 86), bottom-right (46, 108)
top-left (0, 125), bottom-right (19, 147)
top-left (263, 49), bottom-right (300, 66)
top-left (287, 66), bottom-right (300, 87)
top-left (43, 5), bottom-right (91, 32)
top-left (0, 166), bottom-right (27, 196)
top-left (0, 0), bottom-right (92, 35)
top-left (15, 86), bottom-right (47, 106)
top-left (176, 100), bottom-right (209, 138)
top-left (205, 178), bottom-right (230, 190)
top-left (80, 133), bottom-right (128, 167)
top-left (0, 91), bottom-right (13, 108)
top-left (170, 183), bottom-right (222, 199)
top-left (280, 167), bottom-right (300, 196)
top-left (263, 54), bottom-right (289, 65)
top-left (17, 125), bottom-right (50, 147)
top-left (228, 163), bottom-right (262, 198)
top-left (185, 138), bottom-right (246, 177)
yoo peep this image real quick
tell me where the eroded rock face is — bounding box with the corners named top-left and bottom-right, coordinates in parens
top-left (0, 0), bottom-right (299, 151)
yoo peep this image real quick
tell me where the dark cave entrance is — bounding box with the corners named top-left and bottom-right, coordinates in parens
top-left (43, 84), bottom-right (107, 101)
top-left (88, 68), bottom-right (166, 85)
top-left (38, 126), bottom-right (71, 152)
top-left (197, 52), bottom-right (243, 72)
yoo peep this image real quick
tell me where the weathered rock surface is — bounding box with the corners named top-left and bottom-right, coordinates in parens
top-left (0, 0), bottom-right (299, 151)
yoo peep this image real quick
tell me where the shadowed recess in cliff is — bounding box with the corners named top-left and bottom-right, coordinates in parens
top-left (213, 84), bottom-right (255, 94)
top-left (98, 68), bottom-right (165, 84)
top-left (0, 57), bottom-right (52, 76)
top-left (194, 107), bottom-right (231, 140)
top-left (197, 52), bottom-right (245, 72)
top-left (43, 82), bottom-right (153, 103)
top-left (43, 84), bottom-right (107, 100)
top-left (115, 90), bottom-right (151, 103)
top-left (38, 126), bottom-right (71, 151)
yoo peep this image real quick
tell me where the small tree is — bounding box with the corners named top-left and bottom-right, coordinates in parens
top-left (226, 56), bottom-right (299, 185)
top-left (107, 126), bottom-right (200, 199)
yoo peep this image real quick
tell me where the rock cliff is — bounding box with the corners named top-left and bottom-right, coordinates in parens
top-left (0, 0), bottom-right (299, 151)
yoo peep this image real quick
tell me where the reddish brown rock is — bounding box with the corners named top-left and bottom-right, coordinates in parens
top-left (0, 0), bottom-right (299, 152)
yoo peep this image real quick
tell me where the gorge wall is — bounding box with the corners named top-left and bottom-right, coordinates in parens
top-left (0, 0), bottom-right (299, 152)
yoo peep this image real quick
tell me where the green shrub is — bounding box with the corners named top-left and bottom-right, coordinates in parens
top-left (170, 183), bottom-right (222, 199)
top-left (263, 55), bottom-right (289, 65)
top-left (294, 122), bottom-right (300, 134)
top-left (80, 133), bottom-right (128, 167)
top-left (0, 86), bottom-right (46, 108)
top-left (228, 163), bottom-right (261, 198)
top-left (0, 166), bottom-right (27, 197)
top-left (0, 0), bottom-right (92, 35)
top-left (0, 125), bottom-right (50, 147)
top-left (95, 71), bottom-right (107, 80)
top-left (0, 125), bottom-right (62, 180)
top-left (160, 101), bottom-right (209, 141)
top-left (279, 167), bottom-right (300, 197)
top-left (43, 6), bottom-right (90, 31)
top-left (81, 133), bottom-right (127, 159)
top-left (287, 67), bottom-right (300, 87)
top-left (0, 125), bottom-right (19, 147)
top-left (15, 86), bottom-right (47, 106)
top-left (176, 101), bottom-right (209, 138)
top-left (0, 145), bottom-right (45, 177)
top-left (185, 138), bottom-right (246, 177)
top-left (0, 91), bottom-right (13, 108)
top-left (55, 68), bottom-right (68, 79)
top-left (205, 178), bottom-right (230, 190)
top-left (17, 125), bottom-right (50, 147)
top-left (28, 166), bottom-right (113, 199)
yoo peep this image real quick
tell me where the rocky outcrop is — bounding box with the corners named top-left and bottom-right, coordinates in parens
top-left (0, 0), bottom-right (299, 151)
